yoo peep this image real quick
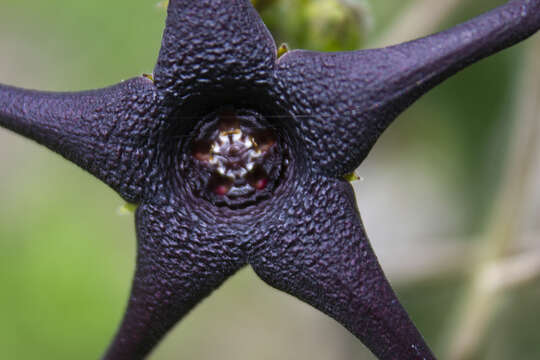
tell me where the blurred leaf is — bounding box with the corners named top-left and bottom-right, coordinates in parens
top-left (258, 0), bottom-right (370, 51)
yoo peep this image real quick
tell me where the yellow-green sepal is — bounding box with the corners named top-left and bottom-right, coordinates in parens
top-left (344, 172), bottom-right (360, 182)
top-left (277, 43), bottom-right (289, 58)
top-left (117, 202), bottom-right (139, 215)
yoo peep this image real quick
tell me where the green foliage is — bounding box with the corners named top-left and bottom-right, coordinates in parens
top-left (258, 0), bottom-right (369, 51)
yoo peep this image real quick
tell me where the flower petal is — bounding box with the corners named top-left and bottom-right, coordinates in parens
top-left (0, 77), bottom-right (158, 202)
top-left (103, 202), bottom-right (245, 360)
top-left (154, 0), bottom-right (277, 98)
top-left (275, 0), bottom-right (540, 176)
top-left (249, 176), bottom-right (435, 359)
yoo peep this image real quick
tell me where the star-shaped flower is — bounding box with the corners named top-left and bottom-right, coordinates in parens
top-left (1, 1), bottom-right (539, 359)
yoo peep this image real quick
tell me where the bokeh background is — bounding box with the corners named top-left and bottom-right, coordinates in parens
top-left (0, 0), bottom-right (539, 359)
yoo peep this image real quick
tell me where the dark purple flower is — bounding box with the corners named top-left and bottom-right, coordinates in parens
top-left (1, 1), bottom-right (539, 359)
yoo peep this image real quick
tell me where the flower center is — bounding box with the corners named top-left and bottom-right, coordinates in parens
top-left (189, 109), bottom-right (283, 207)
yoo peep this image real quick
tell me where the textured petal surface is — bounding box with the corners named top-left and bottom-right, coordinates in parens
top-left (154, 0), bottom-right (277, 98)
top-left (103, 200), bottom-right (246, 360)
top-left (249, 175), bottom-right (435, 360)
top-left (275, 0), bottom-right (540, 176)
top-left (0, 77), bottom-right (159, 202)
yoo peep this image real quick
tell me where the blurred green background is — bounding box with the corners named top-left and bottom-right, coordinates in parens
top-left (0, 0), bottom-right (539, 359)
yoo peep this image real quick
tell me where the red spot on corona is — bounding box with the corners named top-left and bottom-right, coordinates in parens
top-left (254, 177), bottom-right (268, 190)
top-left (218, 110), bottom-right (239, 131)
top-left (209, 174), bottom-right (233, 196)
top-left (254, 130), bottom-right (276, 153)
top-left (192, 140), bottom-right (212, 162)
top-left (248, 167), bottom-right (269, 190)
top-left (214, 184), bottom-right (230, 195)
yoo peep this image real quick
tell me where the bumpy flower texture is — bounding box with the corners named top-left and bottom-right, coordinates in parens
top-left (1, 0), bottom-right (539, 359)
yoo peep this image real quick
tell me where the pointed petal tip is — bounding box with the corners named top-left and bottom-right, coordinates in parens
top-left (154, 0), bottom-right (276, 96)
top-left (274, 0), bottom-right (540, 176)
